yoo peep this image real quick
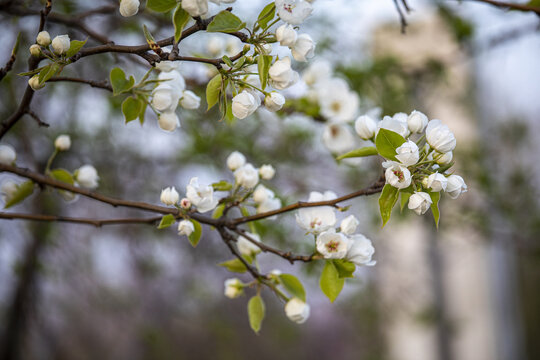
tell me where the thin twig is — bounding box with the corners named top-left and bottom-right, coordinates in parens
top-left (25, 110), bottom-right (49, 127)
top-left (48, 77), bottom-right (112, 91)
top-left (0, 212), bottom-right (162, 227)
top-left (466, 0), bottom-right (540, 15)
top-left (392, 0), bottom-right (408, 34)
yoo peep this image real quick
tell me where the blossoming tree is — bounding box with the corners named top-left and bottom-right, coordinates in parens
top-left (0, 0), bottom-right (533, 339)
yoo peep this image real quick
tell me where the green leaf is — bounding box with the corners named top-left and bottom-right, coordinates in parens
top-left (110, 67), bottom-right (135, 95)
top-left (38, 63), bottom-right (60, 84)
top-left (65, 39), bottom-right (87, 57)
top-left (219, 258), bottom-right (247, 273)
top-left (222, 55), bottom-right (234, 68)
top-left (400, 191), bottom-right (412, 212)
top-left (375, 128), bottom-right (406, 161)
top-left (147, 0), bottom-right (178, 13)
top-left (333, 259), bottom-right (356, 278)
top-left (206, 74), bottom-right (222, 111)
top-left (50, 168), bottom-right (74, 185)
top-left (378, 184), bottom-right (399, 227)
top-left (143, 25), bottom-right (157, 45)
top-left (157, 214), bottom-right (176, 229)
top-left (319, 261), bottom-right (344, 303)
top-left (257, 55), bottom-right (272, 90)
top-left (278, 274), bottom-right (306, 301)
top-left (212, 180), bottom-right (233, 191)
top-left (138, 95), bottom-right (147, 124)
top-left (257, 3), bottom-right (276, 29)
top-left (173, 4), bottom-right (190, 42)
top-left (225, 100), bottom-right (234, 124)
top-left (247, 295), bottom-right (265, 334)
top-left (429, 191), bottom-right (441, 228)
top-left (122, 97), bottom-right (142, 123)
top-left (188, 219), bottom-right (202, 247)
top-left (336, 146), bottom-right (378, 160)
top-left (207, 11), bottom-right (245, 33)
top-left (4, 181), bottom-right (34, 209)
top-left (212, 204), bottom-right (225, 219)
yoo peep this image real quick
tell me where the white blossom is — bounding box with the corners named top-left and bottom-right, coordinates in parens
top-left (302, 59), bottom-right (332, 86)
top-left (340, 215), bottom-right (359, 235)
top-left (259, 164), bottom-right (275, 180)
top-left (264, 92), bottom-right (285, 112)
top-left (237, 232), bottom-right (261, 257)
top-left (29, 44), bottom-right (41, 57)
top-left (0, 180), bottom-right (18, 204)
top-left (253, 184), bottom-right (274, 204)
top-left (158, 112), bottom-right (180, 132)
top-left (0, 145), bottom-right (16, 165)
top-left (322, 124), bottom-right (355, 154)
top-left (160, 186), bottom-right (179, 206)
top-left (224, 278), bottom-right (243, 299)
top-left (383, 161), bottom-right (412, 189)
top-left (275, 24), bottom-right (298, 47)
top-left (36, 31), bottom-right (51, 46)
top-left (178, 220), bottom-right (195, 236)
top-left (285, 297), bottom-right (310, 323)
top-left (186, 177), bottom-right (219, 213)
top-left (226, 151), bottom-right (246, 171)
top-left (119, 0), bottom-right (139, 17)
top-left (426, 119), bottom-right (456, 153)
top-left (51, 35), bottom-right (70, 55)
top-left (257, 197), bottom-right (281, 214)
top-left (152, 84), bottom-right (180, 112)
top-left (28, 75), bottom-right (44, 91)
top-left (316, 229), bottom-right (351, 259)
top-left (206, 36), bottom-right (225, 56)
top-left (269, 57), bottom-right (299, 90)
top-left (275, 0), bottom-right (313, 25)
top-left (296, 191), bottom-right (337, 233)
top-left (408, 191), bottom-right (432, 215)
top-left (407, 110), bottom-right (428, 133)
top-left (179, 90), bottom-right (201, 109)
top-left (355, 115), bottom-right (377, 140)
top-left (378, 116), bottom-right (409, 138)
top-left (158, 70), bottom-right (186, 92)
top-left (210, 0), bottom-right (237, 4)
top-left (426, 173), bottom-right (448, 192)
top-left (395, 140), bottom-right (419, 166)
top-left (291, 34), bottom-right (315, 62)
top-left (234, 163), bottom-right (259, 189)
top-left (445, 174), bottom-right (467, 199)
top-left (54, 135), bottom-right (71, 151)
top-left (182, 0), bottom-right (208, 17)
top-left (155, 61), bottom-right (180, 73)
top-left (75, 165), bottom-right (99, 189)
top-left (232, 91), bottom-right (259, 119)
top-left (317, 78), bottom-right (359, 123)
top-left (346, 234), bottom-right (376, 266)
top-left (435, 151), bottom-right (453, 165)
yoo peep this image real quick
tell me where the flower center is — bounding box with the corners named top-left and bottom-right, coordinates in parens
top-left (283, 4), bottom-right (295, 13)
top-left (310, 218), bottom-right (322, 228)
top-left (331, 101), bottom-right (341, 112)
top-left (325, 240), bottom-right (339, 253)
top-left (392, 169), bottom-right (404, 181)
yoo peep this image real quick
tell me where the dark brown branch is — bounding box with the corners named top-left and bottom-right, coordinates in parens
top-left (48, 76), bottom-right (113, 91)
top-left (218, 227), bottom-right (267, 279)
top-left (25, 110), bottom-right (50, 127)
top-left (230, 175), bottom-right (386, 225)
top-left (0, 34), bottom-right (20, 82)
top-left (392, 0), bottom-right (408, 34)
top-left (0, 211), bottom-right (161, 227)
top-left (466, 0), bottom-right (540, 15)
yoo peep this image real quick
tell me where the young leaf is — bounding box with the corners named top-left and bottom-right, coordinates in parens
top-left (333, 259), bottom-right (356, 278)
top-left (50, 168), bottom-right (74, 185)
top-left (219, 258), bottom-right (247, 273)
top-left (147, 0), bottom-right (177, 13)
top-left (138, 95), bottom-right (147, 124)
top-left (207, 11), bottom-right (245, 33)
top-left (278, 274), bottom-right (306, 301)
top-left (122, 97), bottom-right (142, 123)
top-left (38, 63), bottom-right (60, 84)
top-left (247, 295), bottom-right (265, 334)
top-left (65, 39), bottom-right (87, 57)
top-left (212, 180), bottom-right (233, 191)
top-left (375, 128), bottom-right (406, 161)
top-left (319, 261), bottom-right (345, 303)
top-left (173, 4), bottom-right (190, 42)
top-left (206, 74), bottom-right (222, 110)
top-left (157, 214), bottom-right (176, 229)
top-left (188, 219), bottom-right (202, 247)
top-left (257, 3), bottom-right (276, 29)
top-left (257, 55), bottom-right (272, 90)
top-left (336, 146), bottom-right (378, 160)
top-left (110, 67), bottom-right (135, 95)
top-left (429, 191), bottom-right (441, 228)
top-left (400, 191), bottom-right (412, 212)
top-left (378, 184), bottom-right (399, 227)
top-left (4, 181), bottom-right (34, 209)
top-left (221, 55), bottom-right (234, 68)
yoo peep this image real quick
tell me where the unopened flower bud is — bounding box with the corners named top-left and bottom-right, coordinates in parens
top-left (29, 44), bottom-right (41, 57)
top-left (119, 0), bottom-right (140, 17)
top-left (264, 92), bottom-right (285, 112)
top-left (75, 165), bottom-right (99, 189)
top-left (51, 35), bottom-right (70, 55)
top-left (259, 164), bottom-right (275, 180)
top-left (36, 31), bottom-right (51, 47)
top-left (28, 75), bottom-right (44, 91)
top-left (242, 44), bottom-right (251, 54)
top-left (227, 151), bottom-right (246, 171)
top-left (180, 198), bottom-right (191, 209)
top-left (54, 134), bottom-right (71, 151)
top-left (177, 220), bottom-right (194, 236)
top-left (0, 145), bottom-right (16, 165)
top-left (160, 186), bottom-right (179, 206)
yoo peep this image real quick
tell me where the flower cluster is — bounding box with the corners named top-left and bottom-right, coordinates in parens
top-left (28, 31), bottom-right (72, 90)
top-left (152, 62), bottom-right (201, 132)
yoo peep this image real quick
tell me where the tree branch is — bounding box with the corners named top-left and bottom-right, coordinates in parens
top-left (48, 76), bottom-right (113, 91)
top-left (392, 0), bottom-right (408, 34)
top-left (466, 0), bottom-right (540, 15)
top-left (0, 211), bottom-right (162, 227)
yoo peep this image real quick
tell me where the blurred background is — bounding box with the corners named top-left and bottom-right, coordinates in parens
top-left (1, 0), bottom-right (539, 359)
